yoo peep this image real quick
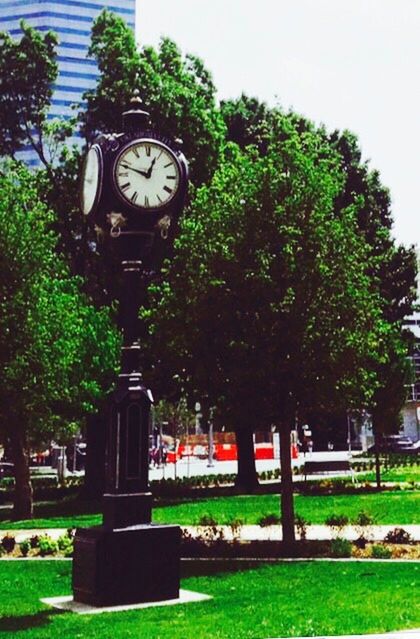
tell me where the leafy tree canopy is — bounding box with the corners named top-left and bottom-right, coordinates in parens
top-left (82, 10), bottom-right (226, 185)
top-left (0, 162), bottom-right (120, 446)
top-left (144, 116), bottom-right (389, 429)
top-left (0, 21), bottom-right (58, 162)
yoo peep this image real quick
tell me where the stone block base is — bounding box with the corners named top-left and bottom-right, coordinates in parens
top-left (72, 524), bottom-right (180, 607)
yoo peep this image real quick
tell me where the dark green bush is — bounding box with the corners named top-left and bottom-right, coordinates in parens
top-left (198, 515), bottom-right (218, 526)
top-left (295, 515), bottom-right (310, 540)
top-left (330, 537), bottom-right (352, 557)
top-left (19, 539), bottom-right (31, 557)
top-left (384, 527), bottom-right (413, 544)
top-left (258, 513), bottom-right (280, 527)
top-left (370, 544), bottom-right (392, 559)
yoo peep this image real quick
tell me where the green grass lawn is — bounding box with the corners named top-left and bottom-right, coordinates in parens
top-left (0, 560), bottom-right (418, 638)
top-left (0, 490), bottom-right (419, 530)
top-left (357, 465), bottom-right (420, 483)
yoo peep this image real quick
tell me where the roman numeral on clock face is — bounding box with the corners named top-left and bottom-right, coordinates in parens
top-left (121, 182), bottom-right (130, 191)
top-left (144, 195), bottom-right (150, 207)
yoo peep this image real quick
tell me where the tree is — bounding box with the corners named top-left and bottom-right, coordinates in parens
top-left (82, 10), bottom-right (226, 186)
top-left (0, 21), bottom-right (58, 161)
top-left (144, 117), bottom-right (389, 542)
top-left (222, 100), bottom-right (418, 472)
top-left (0, 162), bottom-right (120, 519)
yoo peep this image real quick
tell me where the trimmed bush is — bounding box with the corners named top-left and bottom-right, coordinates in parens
top-left (331, 537), bottom-right (352, 558)
top-left (370, 544), bottom-right (392, 559)
top-left (1, 534), bottom-right (16, 553)
top-left (384, 527), bottom-right (413, 544)
top-left (38, 535), bottom-right (58, 556)
top-left (258, 513), bottom-right (280, 527)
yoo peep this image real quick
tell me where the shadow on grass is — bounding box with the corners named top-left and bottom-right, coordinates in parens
top-left (0, 608), bottom-right (63, 632)
top-left (0, 496), bottom-right (103, 524)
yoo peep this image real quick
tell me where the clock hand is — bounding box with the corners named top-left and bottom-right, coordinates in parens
top-left (121, 163), bottom-right (149, 178)
top-left (145, 157), bottom-right (157, 179)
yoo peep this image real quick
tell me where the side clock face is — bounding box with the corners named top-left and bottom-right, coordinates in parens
top-left (114, 139), bottom-right (181, 210)
top-left (80, 145), bottom-right (102, 216)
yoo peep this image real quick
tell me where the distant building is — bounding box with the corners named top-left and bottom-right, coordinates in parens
top-left (0, 0), bottom-right (136, 166)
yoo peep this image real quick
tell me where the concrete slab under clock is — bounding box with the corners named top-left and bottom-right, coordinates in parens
top-left (40, 589), bottom-right (212, 614)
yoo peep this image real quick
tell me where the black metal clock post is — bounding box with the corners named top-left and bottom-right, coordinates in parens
top-left (73, 97), bottom-right (188, 607)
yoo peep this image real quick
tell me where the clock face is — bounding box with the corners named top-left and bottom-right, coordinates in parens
top-left (114, 139), bottom-right (181, 210)
top-left (80, 145), bottom-right (102, 216)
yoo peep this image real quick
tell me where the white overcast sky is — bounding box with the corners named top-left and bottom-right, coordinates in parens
top-left (137, 0), bottom-right (420, 249)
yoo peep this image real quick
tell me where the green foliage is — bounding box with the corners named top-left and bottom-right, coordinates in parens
top-left (145, 120), bottom-right (388, 430)
top-left (57, 531), bottom-right (74, 557)
top-left (0, 162), bottom-right (120, 447)
top-left (19, 539), bottom-right (31, 557)
top-left (294, 514), bottom-right (310, 540)
top-left (330, 537), bottom-right (352, 557)
top-left (198, 514), bottom-right (218, 526)
top-left (82, 10), bottom-right (225, 185)
top-left (0, 21), bottom-right (58, 159)
top-left (258, 513), bottom-right (281, 527)
top-left (370, 544), bottom-right (392, 559)
top-left (352, 510), bottom-right (375, 527)
top-left (38, 534), bottom-right (58, 556)
top-left (325, 514), bottom-right (349, 537)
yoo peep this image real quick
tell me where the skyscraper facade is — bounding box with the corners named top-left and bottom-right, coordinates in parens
top-left (0, 0), bottom-right (136, 165)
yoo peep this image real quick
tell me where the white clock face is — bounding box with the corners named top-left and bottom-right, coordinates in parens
top-left (81, 146), bottom-right (101, 215)
top-left (114, 140), bottom-right (180, 210)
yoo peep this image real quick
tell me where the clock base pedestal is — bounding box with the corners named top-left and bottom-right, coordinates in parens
top-left (72, 524), bottom-right (180, 607)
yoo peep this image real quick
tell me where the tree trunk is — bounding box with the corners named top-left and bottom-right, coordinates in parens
top-left (374, 448), bottom-right (381, 489)
top-left (234, 427), bottom-right (259, 492)
top-left (9, 427), bottom-right (33, 520)
top-left (279, 421), bottom-right (295, 544)
top-left (82, 412), bottom-right (106, 499)
top-left (372, 421), bottom-right (381, 489)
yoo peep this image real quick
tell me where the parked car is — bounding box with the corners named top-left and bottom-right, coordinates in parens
top-left (368, 435), bottom-right (419, 454)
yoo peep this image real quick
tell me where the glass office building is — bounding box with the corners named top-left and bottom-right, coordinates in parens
top-left (0, 0), bottom-right (136, 165)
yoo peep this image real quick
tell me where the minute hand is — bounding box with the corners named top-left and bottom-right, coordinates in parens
top-left (121, 164), bottom-right (149, 178)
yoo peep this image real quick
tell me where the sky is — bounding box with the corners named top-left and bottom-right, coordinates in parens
top-left (137, 0), bottom-right (420, 250)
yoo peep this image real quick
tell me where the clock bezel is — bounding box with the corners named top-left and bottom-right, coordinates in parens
top-left (112, 137), bottom-right (182, 213)
top-left (80, 144), bottom-right (103, 217)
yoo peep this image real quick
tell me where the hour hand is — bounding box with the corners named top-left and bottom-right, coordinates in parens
top-left (146, 157), bottom-right (157, 179)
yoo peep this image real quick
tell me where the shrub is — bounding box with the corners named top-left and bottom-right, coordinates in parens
top-left (228, 518), bottom-right (244, 539)
top-left (19, 539), bottom-right (31, 557)
top-left (325, 514), bottom-right (349, 538)
top-left (38, 535), bottom-right (58, 556)
top-left (258, 513), bottom-right (280, 527)
top-left (198, 515), bottom-right (218, 526)
top-left (384, 527), bottom-right (413, 544)
top-left (353, 510), bottom-right (375, 546)
top-left (57, 531), bottom-right (74, 556)
top-left (1, 534), bottom-right (16, 553)
top-left (330, 537), bottom-right (352, 558)
top-left (295, 515), bottom-right (310, 540)
top-left (370, 544), bottom-right (392, 559)
top-left (29, 535), bottom-right (39, 549)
